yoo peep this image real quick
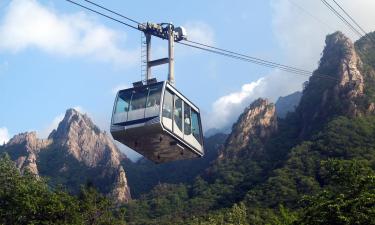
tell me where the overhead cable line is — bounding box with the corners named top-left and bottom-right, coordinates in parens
top-left (65, 0), bottom-right (339, 82)
top-left (65, 0), bottom-right (139, 30)
top-left (287, 0), bottom-right (335, 32)
top-left (320, 0), bottom-right (364, 38)
top-left (82, 0), bottom-right (141, 25)
top-left (179, 42), bottom-right (339, 81)
top-left (80, 0), bottom-right (316, 77)
top-left (183, 39), bottom-right (312, 75)
top-left (330, 0), bottom-right (375, 43)
top-left (331, 0), bottom-right (367, 35)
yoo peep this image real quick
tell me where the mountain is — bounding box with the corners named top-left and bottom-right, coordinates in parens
top-left (0, 109), bottom-right (131, 204)
top-left (275, 91), bottom-right (302, 118)
top-left (224, 98), bottom-right (277, 153)
top-left (297, 31), bottom-right (375, 137)
top-left (122, 31), bottom-right (375, 224)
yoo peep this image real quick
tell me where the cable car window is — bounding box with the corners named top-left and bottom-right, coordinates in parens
top-left (130, 88), bottom-right (147, 111)
top-left (146, 85), bottom-right (162, 108)
top-left (174, 96), bottom-right (183, 132)
top-left (162, 90), bottom-right (173, 119)
top-left (184, 103), bottom-right (191, 135)
top-left (191, 109), bottom-right (202, 144)
top-left (115, 91), bottom-right (132, 113)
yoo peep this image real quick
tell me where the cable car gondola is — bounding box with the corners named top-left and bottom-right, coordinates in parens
top-left (111, 79), bottom-right (203, 163)
top-left (110, 23), bottom-right (204, 163)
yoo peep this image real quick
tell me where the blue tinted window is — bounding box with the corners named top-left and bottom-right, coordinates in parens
top-left (115, 91), bottom-right (132, 113)
top-left (191, 110), bottom-right (202, 144)
top-left (174, 96), bottom-right (183, 131)
top-left (130, 89), bottom-right (147, 110)
top-left (184, 103), bottom-right (191, 135)
top-left (162, 90), bottom-right (173, 119)
top-left (146, 84), bottom-right (162, 108)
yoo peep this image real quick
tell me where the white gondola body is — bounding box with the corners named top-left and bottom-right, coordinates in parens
top-left (110, 81), bottom-right (204, 163)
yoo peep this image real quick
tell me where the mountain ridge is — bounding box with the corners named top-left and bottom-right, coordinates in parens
top-left (1, 108), bottom-right (131, 203)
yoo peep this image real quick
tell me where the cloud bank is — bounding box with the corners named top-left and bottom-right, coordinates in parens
top-left (0, 0), bottom-right (138, 66)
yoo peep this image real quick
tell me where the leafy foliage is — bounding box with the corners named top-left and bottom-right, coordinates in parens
top-left (0, 154), bottom-right (125, 225)
top-left (297, 159), bottom-right (375, 225)
top-left (123, 114), bottom-right (375, 224)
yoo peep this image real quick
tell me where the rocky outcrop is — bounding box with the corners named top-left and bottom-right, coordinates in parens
top-left (2, 109), bottom-right (131, 203)
top-left (297, 31), bottom-right (375, 136)
top-left (323, 31), bottom-right (364, 99)
top-left (226, 98), bottom-right (278, 151)
top-left (50, 109), bottom-right (123, 168)
top-left (111, 166), bottom-right (131, 204)
top-left (6, 132), bottom-right (51, 176)
top-left (7, 132), bottom-right (51, 153)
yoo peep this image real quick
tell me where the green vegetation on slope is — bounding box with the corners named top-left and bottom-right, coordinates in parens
top-left (0, 154), bottom-right (125, 225)
top-left (123, 116), bottom-right (375, 225)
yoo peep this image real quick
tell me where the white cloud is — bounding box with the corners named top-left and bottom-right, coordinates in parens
top-left (0, 127), bottom-right (10, 145)
top-left (0, 0), bottom-right (139, 66)
top-left (184, 21), bottom-right (215, 45)
top-left (205, 71), bottom-right (305, 130)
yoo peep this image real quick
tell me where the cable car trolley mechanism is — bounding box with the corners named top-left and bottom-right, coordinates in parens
top-left (111, 23), bottom-right (204, 163)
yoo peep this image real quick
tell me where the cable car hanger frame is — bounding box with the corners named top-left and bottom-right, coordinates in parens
top-left (137, 22), bottom-right (187, 87)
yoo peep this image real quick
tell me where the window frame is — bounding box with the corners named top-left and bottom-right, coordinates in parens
top-left (191, 108), bottom-right (203, 145)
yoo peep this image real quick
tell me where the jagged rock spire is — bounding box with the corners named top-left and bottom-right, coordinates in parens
top-left (297, 31), bottom-right (374, 137)
top-left (111, 166), bottom-right (131, 204)
top-left (49, 108), bottom-right (124, 168)
top-left (225, 98), bottom-right (277, 152)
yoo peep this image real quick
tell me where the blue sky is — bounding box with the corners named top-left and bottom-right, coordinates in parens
top-left (1, 0), bottom-right (374, 159)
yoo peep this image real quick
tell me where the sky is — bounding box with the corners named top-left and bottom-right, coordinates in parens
top-left (1, 0), bottom-right (375, 159)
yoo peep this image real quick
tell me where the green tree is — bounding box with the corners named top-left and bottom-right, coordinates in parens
top-left (0, 154), bottom-right (81, 224)
top-left (79, 185), bottom-right (125, 225)
top-left (0, 153), bottom-right (125, 225)
top-left (297, 159), bottom-right (375, 225)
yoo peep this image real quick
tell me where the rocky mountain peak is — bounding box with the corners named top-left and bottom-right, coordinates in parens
top-left (319, 31), bottom-right (364, 96)
top-left (226, 98), bottom-right (277, 151)
top-left (49, 108), bottom-right (100, 140)
top-left (296, 31), bottom-right (374, 136)
top-left (49, 108), bottom-right (124, 168)
top-left (2, 108), bottom-right (132, 203)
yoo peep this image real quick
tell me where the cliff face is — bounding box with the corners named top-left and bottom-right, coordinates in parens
top-left (297, 31), bottom-right (375, 136)
top-left (49, 109), bottom-right (122, 168)
top-left (2, 109), bottom-right (131, 204)
top-left (6, 132), bottom-right (51, 176)
top-left (111, 166), bottom-right (131, 204)
top-left (222, 98), bottom-right (277, 158)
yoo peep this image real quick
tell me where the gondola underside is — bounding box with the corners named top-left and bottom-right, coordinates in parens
top-left (111, 117), bottom-right (202, 163)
